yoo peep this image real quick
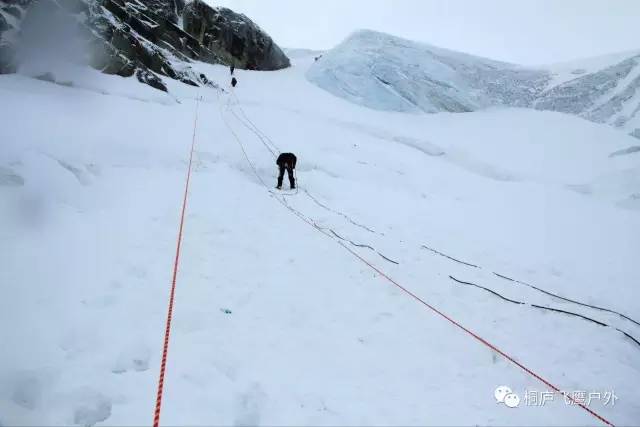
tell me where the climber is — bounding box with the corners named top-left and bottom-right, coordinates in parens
top-left (230, 64), bottom-right (235, 75)
top-left (276, 152), bottom-right (297, 190)
top-left (231, 77), bottom-right (237, 88)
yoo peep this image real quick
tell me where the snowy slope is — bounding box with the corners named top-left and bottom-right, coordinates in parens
top-left (537, 51), bottom-right (640, 138)
top-left (307, 30), bottom-right (640, 139)
top-left (1, 53), bottom-right (640, 426)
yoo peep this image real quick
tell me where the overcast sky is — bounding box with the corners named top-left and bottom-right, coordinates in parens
top-left (209, 0), bottom-right (640, 65)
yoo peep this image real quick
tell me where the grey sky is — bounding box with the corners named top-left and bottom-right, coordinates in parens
top-left (208, 0), bottom-right (640, 65)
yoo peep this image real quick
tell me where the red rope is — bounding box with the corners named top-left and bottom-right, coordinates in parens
top-left (223, 97), bottom-right (615, 426)
top-left (336, 240), bottom-right (615, 426)
top-left (279, 196), bottom-right (615, 427)
top-left (153, 97), bottom-right (200, 427)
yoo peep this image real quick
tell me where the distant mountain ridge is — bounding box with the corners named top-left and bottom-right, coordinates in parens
top-left (307, 30), bottom-right (640, 139)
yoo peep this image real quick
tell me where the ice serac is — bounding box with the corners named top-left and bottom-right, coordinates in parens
top-left (183, 0), bottom-right (290, 71)
top-left (306, 29), bottom-right (550, 114)
top-left (308, 29), bottom-right (640, 139)
top-left (0, 0), bottom-right (290, 91)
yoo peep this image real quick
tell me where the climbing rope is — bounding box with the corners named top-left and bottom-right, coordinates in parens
top-left (224, 97), bottom-right (299, 195)
top-left (226, 92), bottom-right (280, 158)
top-left (153, 96), bottom-right (201, 427)
top-left (217, 91), bottom-right (615, 427)
top-left (230, 92), bottom-right (281, 155)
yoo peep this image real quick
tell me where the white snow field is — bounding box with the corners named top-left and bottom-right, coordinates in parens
top-left (1, 51), bottom-right (640, 426)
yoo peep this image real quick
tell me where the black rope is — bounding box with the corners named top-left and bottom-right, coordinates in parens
top-left (616, 328), bottom-right (640, 347)
top-left (230, 92), bottom-right (281, 155)
top-left (229, 106), bottom-right (278, 159)
top-left (531, 304), bottom-right (608, 327)
top-left (221, 96), bottom-right (396, 268)
top-left (449, 275), bottom-right (640, 350)
top-left (328, 229), bottom-right (399, 265)
top-left (422, 245), bottom-right (480, 268)
top-left (302, 189), bottom-right (380, 235)
top-left (449, 276), bottom-right (524, 304)
top-left (421, 242), bottom-right (640, 328)
top-left (492, 272), bottom-right (640, 327)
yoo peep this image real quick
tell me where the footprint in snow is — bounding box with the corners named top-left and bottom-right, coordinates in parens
top-left (0, 166), bottom-right (25, 187)
top-left (70, 388), bottom-right (112, 426)
top-left (111, 341), bottom-right (151, 374)
top-left (82, 293), bottom-right (118, 308)
top-left (125, 265), bottom-right (147, 279)
top-left (233, 383), bottom-right (267, 427)
top-left (373, 312), bottom-right (393, 323)
top-left (7, 370), bottom-right (47, 410)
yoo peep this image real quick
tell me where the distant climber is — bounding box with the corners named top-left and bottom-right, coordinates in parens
top-left (276, 152), bottom-right (297, 190)
top-left (231, 77), bottom-right (237, 88)
top-left (230, 64), bottom-right (235, 75)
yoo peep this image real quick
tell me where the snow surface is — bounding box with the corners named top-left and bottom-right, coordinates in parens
top-left (1, 53), bottom-right (640, 426)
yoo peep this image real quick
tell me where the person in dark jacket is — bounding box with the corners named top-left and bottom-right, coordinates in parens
top-left (230, 64), bottom-right (235, 75)
top-left (231, 77), bottom-right (237, 87)
top-left (276, 152), bottom-right (297, 190)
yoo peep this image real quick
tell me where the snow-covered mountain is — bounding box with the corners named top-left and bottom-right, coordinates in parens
top-left (1, 16), bottom-right (640, 427)
top-left (307, 30), bottom-right (640, 139)
top-left (537, 51), bottom-right (640, 138)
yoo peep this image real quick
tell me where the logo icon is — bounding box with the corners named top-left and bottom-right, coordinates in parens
top-left (495, 385), bottom-right (512, 403)
top-left (495, 386), bottom-right (520, 408)
top-left (504, 392), bottom-right (521, 408)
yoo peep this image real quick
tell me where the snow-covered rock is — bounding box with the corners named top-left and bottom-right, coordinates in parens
top-left (0, 0), bottom-right (289, 91)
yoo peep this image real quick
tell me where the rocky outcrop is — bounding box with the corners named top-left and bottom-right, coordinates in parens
top-left (534, 54), bottom-right (640, 138)
top-left (183, 0), bottom-right (290, 70)
top-left (0, 0), bottom-right (290, 91)
top-left (90, 0), bottom-right (228, 91)
top-left (138, 0), bottom-right (185, 25)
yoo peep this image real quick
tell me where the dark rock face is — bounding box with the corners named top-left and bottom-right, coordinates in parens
top-left (139, 0), bottom-right (185, 25)
top-left (183, 0), bottom-right (290, 70)
top-left (91, 0), bottom-right (226, 87)
top-left (0, 12), bottom-right (8, 32)
top-left (0, 0), bottom-right (290, 91)
top-left (0, 44), bottom-right (14, 73)
top-left (0, 1), bottom-right (22, 73)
